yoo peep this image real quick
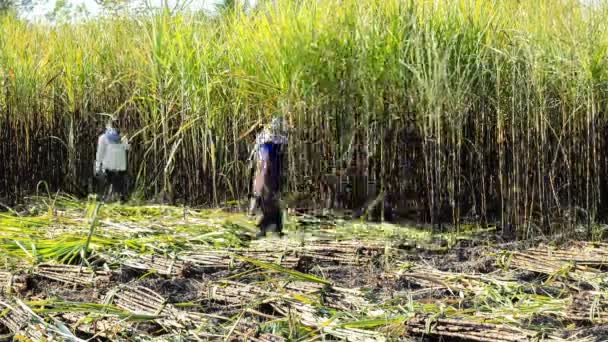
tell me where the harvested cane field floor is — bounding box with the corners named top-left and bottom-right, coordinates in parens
top-left (1, 196), bottom-right (608, 341)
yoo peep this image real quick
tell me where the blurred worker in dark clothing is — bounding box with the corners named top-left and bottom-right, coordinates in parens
top-left (248, 116), bottom-right (288, 239)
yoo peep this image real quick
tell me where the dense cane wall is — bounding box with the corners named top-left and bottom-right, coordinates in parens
top-left (1, 0), bottom-right (608, 236)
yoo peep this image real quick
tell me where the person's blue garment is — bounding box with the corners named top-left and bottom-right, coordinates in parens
top-left (258, 143), bottom-right (276, 161)
top-left (259, 143), bottom-right (281, 175)
top-left (104, 128), bottom-right (121, 143)
top-left (254, 142), bottom-right (282, 195)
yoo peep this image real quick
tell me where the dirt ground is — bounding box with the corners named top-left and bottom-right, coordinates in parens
top-left (1, 199), bottom-right (608, 341)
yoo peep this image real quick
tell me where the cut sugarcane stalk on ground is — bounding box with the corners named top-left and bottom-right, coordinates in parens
top-left (0, 196), bottom-right (606, 340)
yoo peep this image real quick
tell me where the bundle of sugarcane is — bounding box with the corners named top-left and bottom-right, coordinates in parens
top-left (240, 250), bottom-right (302, 268)
top-left (120, 251), bottom-right (190, 277)
top-left (278, 280), bottom-right (325, 295)
top-left (34, 263), bottom-right (112, 287)
top-left (13, 324), bottom-right (52, 341)
top-left (279, 281), bottom-right (370, 312)
top-left (571, 241), bottom-right (608, 252)
top-left (567, 291), bottom-right (608, 323)
top-left (201, 279), bottom-right (371, 314)
top-left (180, 250), bottom-right (300, 270)
top-left (404, 315), bottom-right (545, 342)
top-left (269, 299), bottom-right (387, 342)
top-left (103, 285), bottom-right (190, 331)
top-left (321, 287), bottom-right (373, 312)
top-left (201, 280), bottom-right (277, 305)
top-left (219, 319), bottom-right (286, 342)
top-left (0, 272), bottom-right (11, 294)
top-left (200, 280), bottom-right (345, 334)
top-left (234, 278), bottom-right (389, 341)
top-left (172, 310), bottom-right (209, 327)
top-left (104, 285), bottom-right (168, 316)
top-left (0, 296), bottom-right (30, 333)
top-left (523, 243), bottom-right (608, 266)
top-left (394, 266), bottom-right (502, 294)
top-left (506, 251), bottom-right (601, 281)
top-left (315, 327), bottom-right (387, 342)
top-left (380, 288), bottom-right (455, 305)
top-left (249, 238), bottom-right (388, 252)
top-left (0, 297), bottom-right (69, 341)
top-left (247, 239), bottom-right (389, 266)
top-left (98, 219), bottom-right (158, 235)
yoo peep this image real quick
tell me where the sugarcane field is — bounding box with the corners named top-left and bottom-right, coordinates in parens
top-left (2, 0), bottom-right (608, 341)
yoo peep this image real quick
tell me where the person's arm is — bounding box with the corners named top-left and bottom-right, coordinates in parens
top-left (248, 144), bottom-right (257, 163)
top-left (249, 130), bottom-right (264, 163)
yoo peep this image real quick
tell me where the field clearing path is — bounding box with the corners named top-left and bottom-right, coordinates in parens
top-left (0, 196), bottom-right (606, 341)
